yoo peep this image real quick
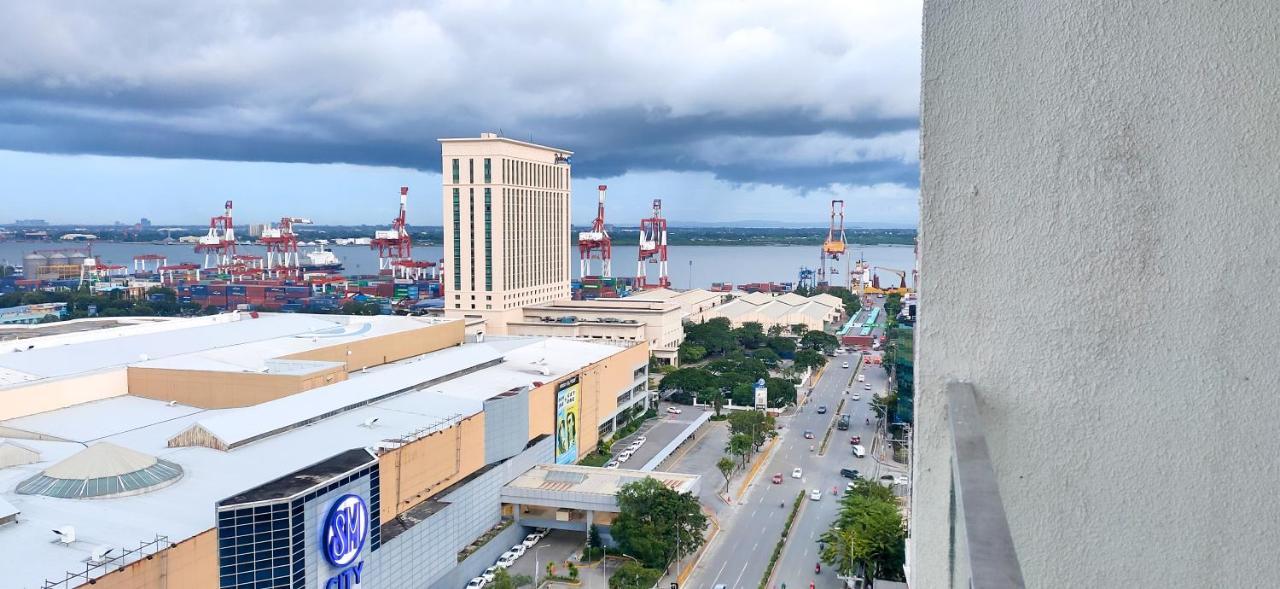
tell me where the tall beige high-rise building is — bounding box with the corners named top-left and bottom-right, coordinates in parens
top-left (440, 133), bottom-right (573, 333)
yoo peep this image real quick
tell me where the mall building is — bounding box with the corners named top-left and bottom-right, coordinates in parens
top-left (0, 312), bottom-right (693, 589)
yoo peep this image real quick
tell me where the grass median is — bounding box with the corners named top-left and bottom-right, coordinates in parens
top-left (758, 490), bottom-right (805, 589)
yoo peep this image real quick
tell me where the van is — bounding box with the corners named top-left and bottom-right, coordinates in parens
top-left (837, 415), bottom-right (850, 431)
top-left (852, 444), bottom-right (866, 458)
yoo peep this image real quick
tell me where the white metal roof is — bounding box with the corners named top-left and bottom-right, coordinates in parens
top-left (0, 334), bottom-right (627, 588)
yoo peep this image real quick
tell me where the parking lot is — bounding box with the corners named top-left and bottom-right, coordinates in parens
top-left (603, 402), bottom-right (704, 470)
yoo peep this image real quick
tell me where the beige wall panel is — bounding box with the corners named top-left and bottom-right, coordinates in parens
top-left (378, 412), bottom-right (485, 524)
top-left (128, 367), bottom-right (346, 409)
top-left (87, 528), bottom-right (218, 589)
top-left (0, 369), bottom-right (129, 420)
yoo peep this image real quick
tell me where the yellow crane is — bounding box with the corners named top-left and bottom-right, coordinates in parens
top-left (865, 266), bottom-right (913, 296)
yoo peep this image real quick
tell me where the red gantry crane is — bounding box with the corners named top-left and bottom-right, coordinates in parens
top-left (372, 187), bottom-right (414, 274)
top-left (195, 200), bottom-right (237, 269)
top-left (578, 184), bottom-right (612, 278)
top-left (260, 216), bottom-right (312, 275)
top-left (817, 199), bottom-right (848, 286)
top-left (636, 198), bottom-right (669, 289)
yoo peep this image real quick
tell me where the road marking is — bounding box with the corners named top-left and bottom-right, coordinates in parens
top-left (713, 560), bottom-right (728, 583)
top-left (733, 564), bottom-right (747, 589)
top-left (751, 508), bottom-right (757, 518)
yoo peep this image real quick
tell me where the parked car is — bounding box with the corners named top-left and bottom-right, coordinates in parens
top-left (803, 430), bottom-right (815, 439)
top-left (772, 473), bottom-right (783, 484)
top-left (816, 405), bottom-right (828, 414)
top-left (521, 534), bottom-right (540, 549)
top-left (852, 444), bottom-right (866, 458)
top-left (792, 467), bottom-right (803, 479)
top-left (617, 451), bottom-right (632, 463)
top-left (481, 566), bottom-right (498, 582)
top-left (850, 435), bottom-right (861, 444)
top-left (467, 577), bottom-right (487, 589)
top-left (604, 460), bottom-right (619, 469)
top-left (840, 468), bottom-right (861, 480)
top-left (495, 552), bottom-right (517, 568)
top-left (666, 406), bottom-right (683, 414)
top-left (810, 489), bottom-right (823, 501)
top-left (509, 544), bottom-right (526, 558)
top-left (634, 436), bottom-right (647, 445)
top-left (895, 474), bottom-right (910, 486)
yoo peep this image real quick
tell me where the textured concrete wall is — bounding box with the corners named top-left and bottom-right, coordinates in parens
top-left (916, 1), bottom-right (1280, 587)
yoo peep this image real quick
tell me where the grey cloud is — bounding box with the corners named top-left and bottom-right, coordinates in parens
top-left (0, 0), bottom-right (922, 189)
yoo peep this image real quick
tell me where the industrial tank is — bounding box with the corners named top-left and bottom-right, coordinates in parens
top-left (67, 252), bottom-right (88, 268)
top-left (22, 253), bottom-right (46, 278)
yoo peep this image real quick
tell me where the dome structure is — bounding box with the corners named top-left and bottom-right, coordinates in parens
top-left (16, 442), bottom-right (182, 499)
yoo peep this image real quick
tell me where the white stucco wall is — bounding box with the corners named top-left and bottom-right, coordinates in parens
top-left (915, 2), bottom-right (1280, 587)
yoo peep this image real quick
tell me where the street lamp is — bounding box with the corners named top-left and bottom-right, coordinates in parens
top-left (533, 544), bottom-right (550, 585)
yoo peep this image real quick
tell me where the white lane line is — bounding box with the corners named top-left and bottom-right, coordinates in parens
top-left (733, 563), bottom-right (748, 589)
top-left (751, 508), bottom-right (757, 519)
top-left (713, 559), bottom-right (728, 584)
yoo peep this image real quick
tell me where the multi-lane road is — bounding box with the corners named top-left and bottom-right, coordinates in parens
top-left (682, 346), bottom-right (902, 589)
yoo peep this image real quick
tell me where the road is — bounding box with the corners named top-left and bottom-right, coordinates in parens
top-left (676, 341), bottom-right (904, 589)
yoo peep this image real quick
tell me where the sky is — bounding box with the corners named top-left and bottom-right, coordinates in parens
top-left (0, 1), bottom-right (922, 227)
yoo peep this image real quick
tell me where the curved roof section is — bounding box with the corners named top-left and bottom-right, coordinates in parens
top-left (15, 442), bottom-right (182, 498)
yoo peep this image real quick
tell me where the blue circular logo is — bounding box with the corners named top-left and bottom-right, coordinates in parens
top-left (322, 494), bottom-right (368, 567)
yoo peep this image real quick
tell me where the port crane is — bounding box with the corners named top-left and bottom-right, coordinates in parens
top-left (578, 185), bottom-right (612, 278)
top-left (817, 199), bottom-right (848, 286)
top-left (260, 216), bottom-right (312, 275)
top-left (372, 187), bottom-right (419, 274)
top-left (636, 198), bottom-right (669, 289)
top-left (195, 200), bottom-right (237, 269)
top-left (866, 266), bottom-right (913, 296)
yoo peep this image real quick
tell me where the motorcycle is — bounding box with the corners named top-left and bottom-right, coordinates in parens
top-left (815, 562), bottom-right (822, 574)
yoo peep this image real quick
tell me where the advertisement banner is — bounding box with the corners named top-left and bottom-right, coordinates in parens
top-left (555, 376), bottom-right (581, 464)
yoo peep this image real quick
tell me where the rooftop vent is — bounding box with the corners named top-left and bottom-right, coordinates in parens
top-left (16, 442), bottom-right (183, 499)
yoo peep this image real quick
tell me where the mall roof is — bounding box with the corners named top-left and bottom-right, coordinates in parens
top-left (0, 334), bottom-right (629, 588)
top-left (0, 313), bottom-right (449, 384)
top-left (502, 463), bottom-right (699, 497)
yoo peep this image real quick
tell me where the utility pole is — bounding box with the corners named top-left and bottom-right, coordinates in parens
top-left (687, 260), bottom-right (693, 289)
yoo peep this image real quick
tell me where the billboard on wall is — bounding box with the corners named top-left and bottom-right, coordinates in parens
top-left (555, 376), bottom-right (581, 464)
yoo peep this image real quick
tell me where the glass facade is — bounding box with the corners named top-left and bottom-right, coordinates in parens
top-left (216, 465), bottom-right (380, 589)
top-left (452, 189), bottom-right (461, 291)
top-left (484, 158), bottom-right (491, 183)
top-left (484, 188), bottom-right (492, 291)
top-left (451, 159), bottom-right (459, 184)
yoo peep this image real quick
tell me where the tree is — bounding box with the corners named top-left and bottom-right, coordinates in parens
top-left (589, 524), bottom-right (603, 549)
top-left (751, 347), bottom-right (780, 367)
top-left (716, 456), bottom-right (736, 494)
top-left (612, 477), bottom-right (708, 569)
top-left (767, 336), bottom-right (797, 359)
top-left (790, 323), bottom-right (810, 336)
top-left (794, 349), bottom-right (828, 372)
top-left (800, 330), bottom-right (839, 352)
top-left (608, 562), bottom-right (663, 589)
top-left (727, 410), bottom-right (775, 450)
top-left (733, 321), bottom-right (767, 349)
top-left (678, 343), bottom-right (707, 364)
top-left (730, 382), bottom-right (754, 407)
top-left (684, 317), bottom-right (737, 356)
top-left (697, 388), bottom-right (725, 416)
top-left (819, 479), bottom-right (907, 583)
top-left (767, 324), bottom-right (785, 337)
top-left (726, 433), bottom-right (753, 468)
top-left (765, 377), bottom-right (797, 408)
top-left (658, 368), bottom-right (716, 396)
top-left (884, 292), bottom-right (903, 320)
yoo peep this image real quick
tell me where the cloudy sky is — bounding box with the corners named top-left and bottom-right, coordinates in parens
top-left (0, 1), bottom-right (922, 227)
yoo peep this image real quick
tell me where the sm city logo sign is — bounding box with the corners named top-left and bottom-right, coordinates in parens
top-left (323, 494), bottom-right (368, 589)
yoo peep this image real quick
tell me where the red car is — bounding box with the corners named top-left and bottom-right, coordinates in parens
top-left (850, 435), bottom-right (861, 444)
top-left (771, 473), bottom-right (783, 484)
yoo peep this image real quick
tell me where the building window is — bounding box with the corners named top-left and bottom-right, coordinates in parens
top-left (484, 158), bottom-right (491, 183)
top-left (469, 188), bottom-right (476, 292)
top-left (452, 188), bottom-right (461, 291)
top-left (451, 159), bottom-right (459, 184)
top-left (484, 188), bottom-right (492, 291)
top-left (469, 159), bottom-right (474, 184)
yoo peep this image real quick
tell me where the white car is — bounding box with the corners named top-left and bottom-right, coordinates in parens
top-left (604, 460), bottom-right (620, 469)
top-left (467, 577), bottom-right (487, 589)
top-left (495, 552), bottom-right (517, 568)
top-left (842, 362), bottom-right (850, 369)
top-left (864, 383), bottom-right (872, 390)
top-left (509, 544), bottom-right (526, 558)
top-left (852, 444), bottom-right (866, 458)
top-left (617, 451), bottom-right (632, 463)
top-left (666, 406), bottom-right (683, 414)
top-left (852, 393), bottom-right (861, 401)
top-left (857, 374), bottom-right (866, 382)
top-left (521, 534), bottom-right (540, 549)
top-left (634, 436), bottom-right (647, 445)
top-left (894, 474), bottom-right (910, 486)
top-left (791, 467), bottom-right (803, 479)
top-left (810, 489), bottom-right (823, 501)
top-left (481, 566), bottom-right (498, 582)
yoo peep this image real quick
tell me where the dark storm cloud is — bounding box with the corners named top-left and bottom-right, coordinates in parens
top-left (0, 1), bottom-right (922, 190)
